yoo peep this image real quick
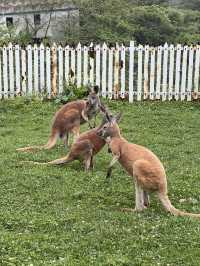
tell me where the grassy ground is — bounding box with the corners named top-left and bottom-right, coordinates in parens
top-left (1, 98), bottom-right (200, 265)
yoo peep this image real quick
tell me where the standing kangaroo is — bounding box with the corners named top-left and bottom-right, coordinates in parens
top-left (97, 113), bottom-right (200, 218)
top-left (16, 86), bottom-right (101, 152)
top-left (28, 114), bottom-right (111, 170)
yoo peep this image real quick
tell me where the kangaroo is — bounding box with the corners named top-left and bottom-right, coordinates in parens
top-left (16, 86), bottom-right (102, 152)
top-left (27, 114), bottom-right (112, 171)
top-left (97, 113), bottom-right (200, 218)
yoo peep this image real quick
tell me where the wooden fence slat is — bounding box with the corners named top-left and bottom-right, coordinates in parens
top-left (58, 45), bottom-right (64, 93)
top-left (129, 41), bottom-right (134, 103)
top-left (27, 44), bottom-right (32, 95)
top-left (89, 42), bottom-right (94, 86)
top-left (95, 44), bottom-right (101, 88)
top-left (15, 45), bottom-right (21, 95)
top-left (71, 47), bottom-right (75, 84)
top-left (102, 42), bottom-right (107, 98)
top-left (46, 46), bottom-right (51, 96)
top-left (168, 44), bottom-right (174, 100)
top-left (34, 44), bottom-right (39, 94)
top-left (187, 46), bottom-right (194, 101)
top-left (120, 44), bottom-right (126, 99)
top-left (77, 43), bottom-right (82, 88)
top-left (181, 45), bottom-right (188, 101)
top-left (8, 43), bottom-right (14, 98)
top-left (114, 43), bottom-right (120, 99)
top-left (83, 46), bottom-right (88, 86)
top-left (175, 44), bottom-right (181, 100)
top-left (51, 43), bottom-right (57, 96)
top-left (3, 46), bottom-right (8, 98)
top-left (108, 47), bottom-right (113, 99)
top-left (156, 46), bottom-right (162, 100)
top-left (40, 43), bottom-right (45, 93)
top-left (150, 48), bottom-right (155, 100)
top-left (143, 45), bottom-right (149, 100)
top-left (64, 45), bottom-right (70, 85)
top-left (162, 43), bottom-right (168, 101)
top-left (194, 45), bottom-right (200, 99)
top-left (21, 48), bottom-right (27, 95)
top-left (137, 44), bottom-right (143, 101)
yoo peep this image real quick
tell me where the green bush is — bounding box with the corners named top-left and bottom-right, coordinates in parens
top-left (53, 83), bottom-right (89, 104)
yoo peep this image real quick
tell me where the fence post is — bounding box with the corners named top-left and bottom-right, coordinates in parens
top-left (51, 43), bottom-right (57, 96)
top-left (102, 42), bottom-right (107, 98)
top-left (114, 43), bottom-right (120, 99)
top-left (8, 43), bottom-right (14, 98)
top-left (129, 41), bottom-right (134, 103)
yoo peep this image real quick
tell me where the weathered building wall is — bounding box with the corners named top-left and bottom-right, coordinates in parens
top-left (0, 4), bottom-right (79, 41)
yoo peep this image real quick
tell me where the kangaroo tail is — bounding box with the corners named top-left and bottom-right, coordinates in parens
top-left (16, 130), bottom-right (58, 152)
top-left (45, 154), bottom-right (73, 165)
top-left (158, 193), bottom-right (200, 218)
top-left (21, 154), bottom-right (73, 166)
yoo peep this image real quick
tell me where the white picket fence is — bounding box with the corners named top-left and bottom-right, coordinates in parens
top-left (0, 41), bottom-right (200, 102)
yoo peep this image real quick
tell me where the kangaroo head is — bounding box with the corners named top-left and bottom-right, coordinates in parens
top-left (97, 112), bottom-right (122, 139)
top-left (85, 85), bottom-right (109, 120)
top-left (86, 85), bottom-right (100, 107)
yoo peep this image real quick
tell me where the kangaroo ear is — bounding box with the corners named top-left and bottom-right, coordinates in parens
top-left (93, 85), bottom-right (99, 94)
top-left (99, 102), bottom-right (113, 122)
top-left (113, 112), bottom-right (123, 123)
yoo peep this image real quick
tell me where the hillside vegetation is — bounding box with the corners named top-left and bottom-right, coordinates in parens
top-left (73, 0), bottom-right (200, 45)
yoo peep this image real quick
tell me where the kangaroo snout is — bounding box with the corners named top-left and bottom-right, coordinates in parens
top-left (97, 129), bottom-right (103, 137)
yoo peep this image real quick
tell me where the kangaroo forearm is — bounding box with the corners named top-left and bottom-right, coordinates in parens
top-left (106, 153), bottom-right (120, 178)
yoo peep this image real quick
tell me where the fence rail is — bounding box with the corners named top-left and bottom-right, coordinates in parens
top-left (0, 42), bottom-right (200, 102)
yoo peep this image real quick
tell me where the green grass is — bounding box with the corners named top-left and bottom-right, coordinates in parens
top-left (1, 98), bottom-right (200, 265)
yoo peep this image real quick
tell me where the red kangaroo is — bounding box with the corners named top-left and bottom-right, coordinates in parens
top-left (29, 115), bottom-right (111, 171)
top-left (16, 86), bottom-right (102, 152)
top-left (97, 113), bottom-right (200, 218)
